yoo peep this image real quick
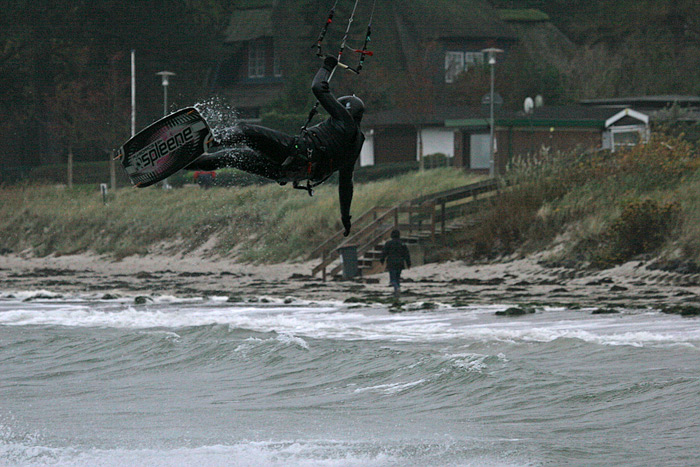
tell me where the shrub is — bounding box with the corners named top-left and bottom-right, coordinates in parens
top-left (591, 198), bottom-right (680, 268)
top-left (422, 153), bottom-right (453, 169)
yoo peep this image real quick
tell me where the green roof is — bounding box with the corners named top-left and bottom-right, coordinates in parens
top-left (497, 9), bottom-right (550, 23)
top-left (224, 6), bottom-right (274, 42)
top-left (444, 118), bottom-right (489, 128)
top-left (446, 117), bottom-right (603, 128)
top-left (497, 118), bottom-right (605, 128)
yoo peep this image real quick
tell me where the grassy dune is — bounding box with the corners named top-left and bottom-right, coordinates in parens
top-left (3, 132), bottom-right (699, 269)
top-left (0, 168), bottom-right (482, 262)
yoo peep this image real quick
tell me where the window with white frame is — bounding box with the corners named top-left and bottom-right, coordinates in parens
top-left (612, 127), bottom-right (643, 150)
top-left (445, 51), bottom-right (464, 83)
top-left (445, 51), bottom-right (487, 82)
top-left (248, 39), bottom-right (266, 78)
top-left (464, 51), bottom-right (485, 71)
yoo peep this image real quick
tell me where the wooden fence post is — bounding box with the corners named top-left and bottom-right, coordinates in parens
top-left (441, 201), bottom-right (446, 235)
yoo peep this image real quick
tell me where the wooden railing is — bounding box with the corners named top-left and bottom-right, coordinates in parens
top-left (409, 178), bottom-right (498, 206)
top-left (311, 203), bottom-right (408, 280)
top-left (308, 206), bottom-right (389, 260)
top-left (311, 178), bottom-right (500, 280)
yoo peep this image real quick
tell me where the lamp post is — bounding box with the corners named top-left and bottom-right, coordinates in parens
top-left (156, 71), bottom-right (176, 116)
top-left (156, 71), bottom-right (175, 189)
top-left (481, 48), bottom-right (503, 177)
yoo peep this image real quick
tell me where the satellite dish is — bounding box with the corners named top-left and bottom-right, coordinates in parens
top-left (535, 95), bottom-right (544, 108)
top-left (524, 97), bottom-right (534, 114)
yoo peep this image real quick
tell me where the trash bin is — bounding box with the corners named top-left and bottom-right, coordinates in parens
top-left (338, 245), bottom-right (359, 279)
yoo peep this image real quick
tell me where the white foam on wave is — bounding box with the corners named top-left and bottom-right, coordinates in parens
top-left (353, 379), bottom-right (427, 395)
top-left (0, 441), bottom-right (395, 467)
top-left (0, 304), bottom-right (338, 330)
top-left (0, 438), bottom-right (530, 467)
top-left (276, 333), bottom-right (310, 350)
top-left (0, 290), bottom-right (214, 305)
top-left (1, 297), bottom-right (699, 348)
top-left (233, 332), bottom-right (311, 352)
top-left (442, 352), bottom-right (502, 374)
top-left (2, 290), bottom-right (65, 301)
top-left (450, 318), bottom-right (700, 348)
top-left (138, 330), bottom-right (182, 340)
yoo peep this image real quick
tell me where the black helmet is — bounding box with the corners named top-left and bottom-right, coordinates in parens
top-left (338, 95), bottom-right (364, 121)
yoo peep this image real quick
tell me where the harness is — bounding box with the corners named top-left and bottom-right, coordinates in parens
top-left (287, 133), bottom-right (332, 196)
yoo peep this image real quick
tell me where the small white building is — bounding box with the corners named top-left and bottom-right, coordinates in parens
top-left (601, 108), bottom-right (650, 152)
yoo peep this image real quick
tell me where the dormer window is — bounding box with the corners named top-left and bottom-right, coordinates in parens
top-left (248, 39), bottom-right (266, 78)
top-left (445, 51), bottom-right (486, 82)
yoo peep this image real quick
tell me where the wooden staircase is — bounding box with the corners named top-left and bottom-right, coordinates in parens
top-left (310, 178), bottom-right (499, 280)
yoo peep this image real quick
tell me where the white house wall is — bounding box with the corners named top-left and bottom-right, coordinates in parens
top-left (360, 132), bottom-right (375, 167)
top-left (602, 131), bottom-right (612, 151)
top-left (418, 128), bottom-right (455, 160)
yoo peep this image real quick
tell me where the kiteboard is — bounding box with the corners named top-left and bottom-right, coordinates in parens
top-left (117, 107), bottom-right (214, 187)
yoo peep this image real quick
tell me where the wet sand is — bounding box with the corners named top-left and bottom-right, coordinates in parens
top-left (2, 252), bottom-right (699, 311)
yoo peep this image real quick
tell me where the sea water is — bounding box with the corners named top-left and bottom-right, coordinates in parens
top-left (0, 291), bottom-right (698, 466)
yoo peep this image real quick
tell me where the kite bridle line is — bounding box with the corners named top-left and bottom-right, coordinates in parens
top-left (353, 0), bottom-right (376, 74)
top-left (313, 0), bottom-right (339, 59)
top-left (328, 0), bottom-right (361, 80)
top-left (301, 0), bottom-right (376, 133)
top-left (332, 0), bottom-right (376, 76)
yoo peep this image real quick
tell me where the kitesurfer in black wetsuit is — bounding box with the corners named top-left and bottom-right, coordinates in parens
top-left (187, 56), bottom-right (365, 236)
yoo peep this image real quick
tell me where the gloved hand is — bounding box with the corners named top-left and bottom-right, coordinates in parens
top-left (323, 55), bottom-right (338, 71)
top-left (342, 215), bottom-right (352, 237)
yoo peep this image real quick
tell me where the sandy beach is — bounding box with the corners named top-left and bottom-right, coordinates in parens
top-left (2, 251), bottom-right (699, 311)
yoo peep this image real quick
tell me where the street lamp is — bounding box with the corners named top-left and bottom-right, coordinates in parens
top-left (481, 48), bottom-right (503, 177)
top-left (156, 71), bottom-right (175, 189)
top-left (156, 71), bottom-right (176, 116)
